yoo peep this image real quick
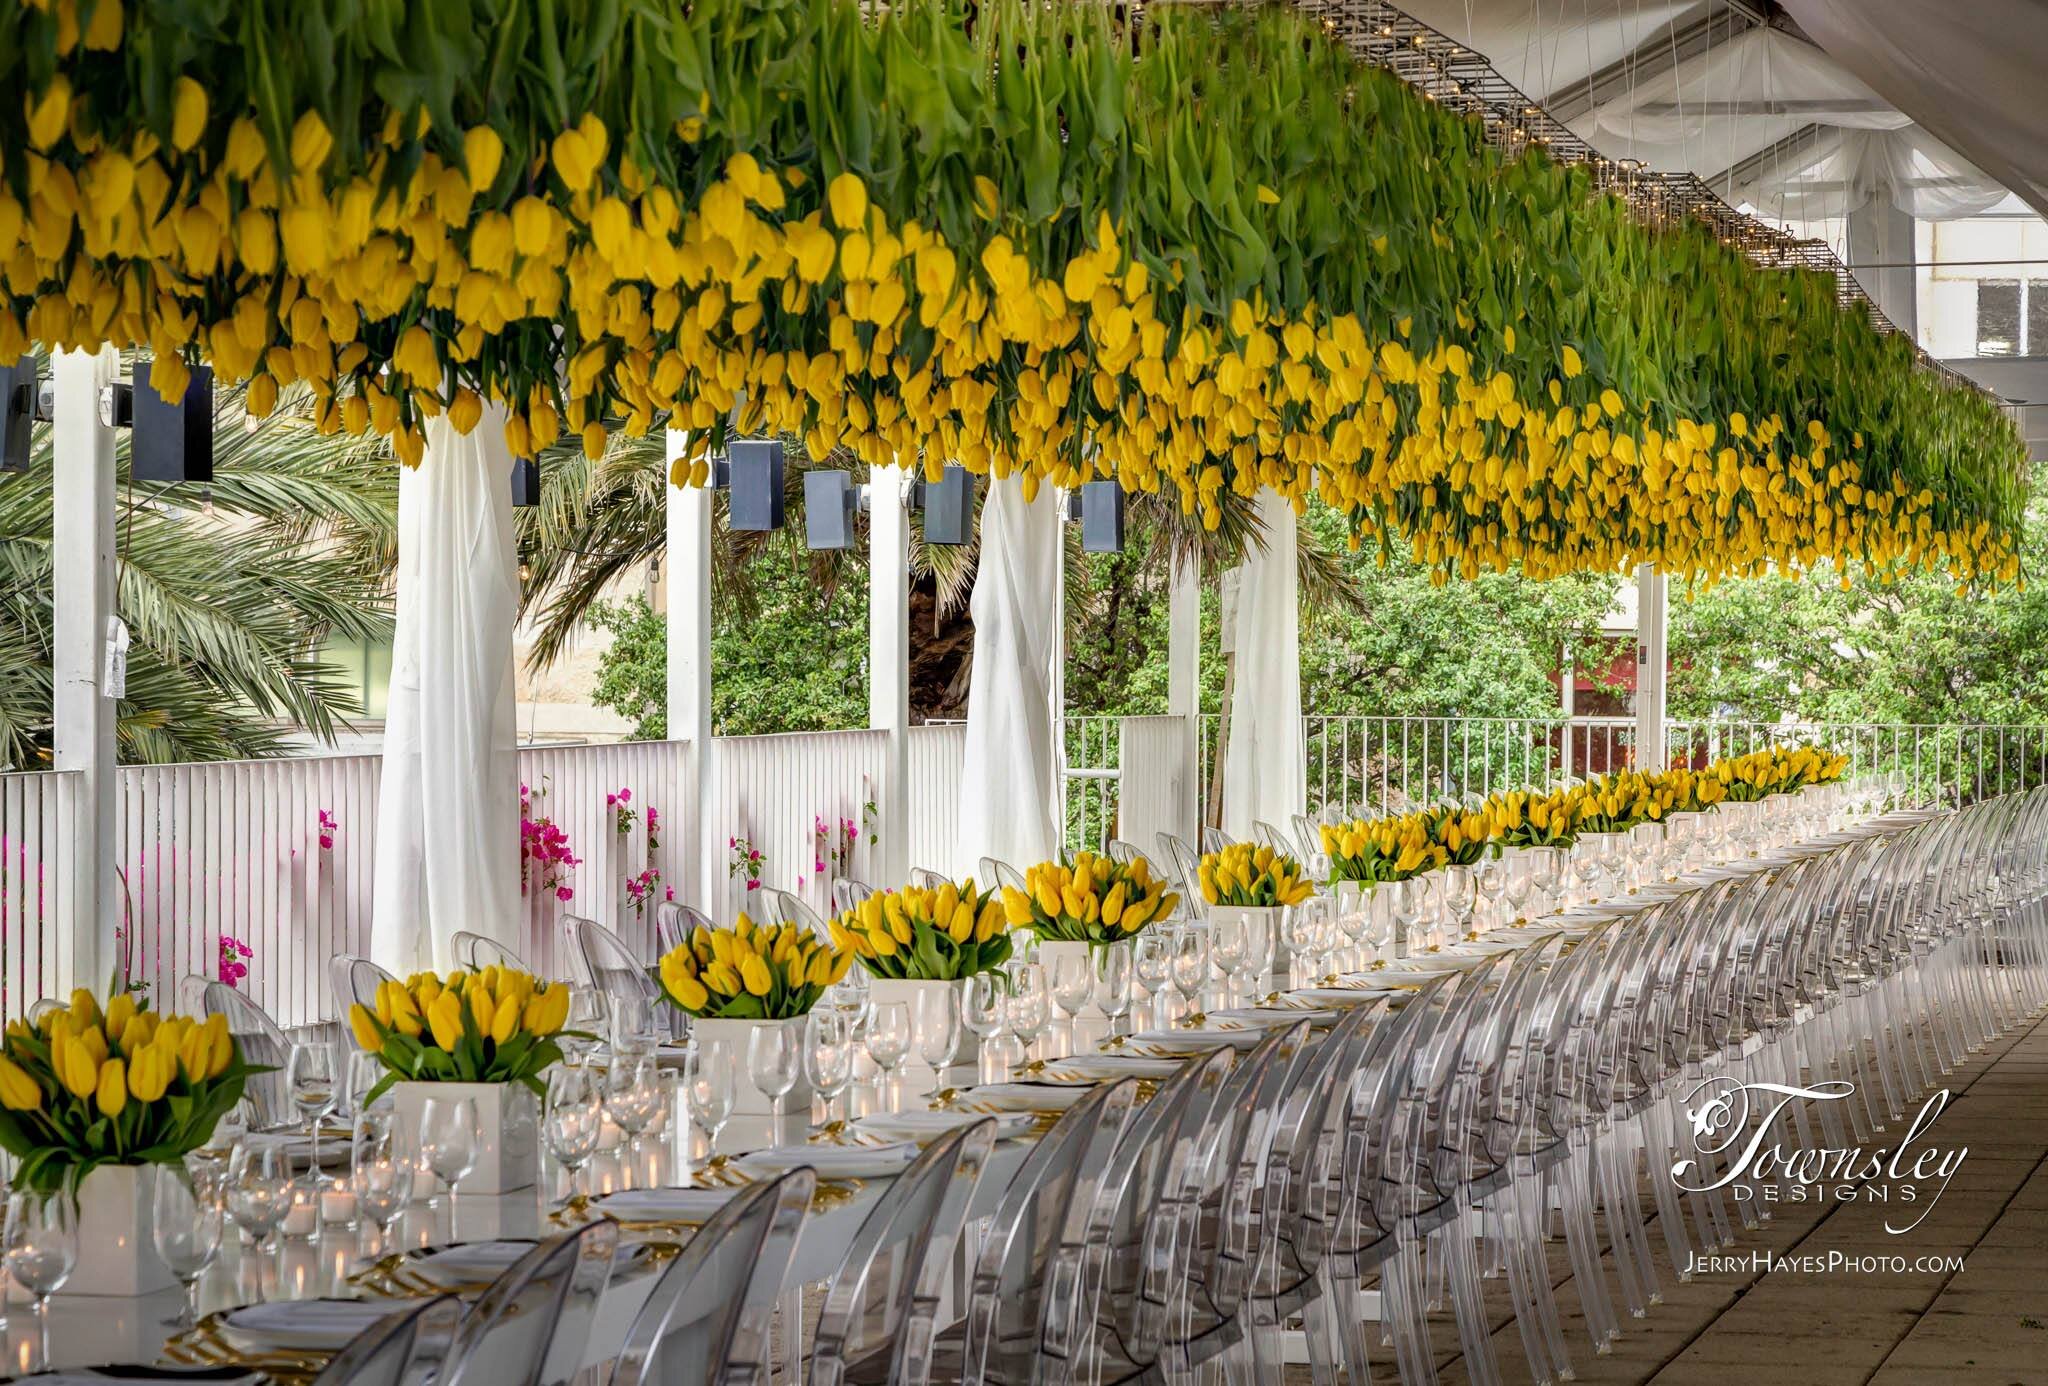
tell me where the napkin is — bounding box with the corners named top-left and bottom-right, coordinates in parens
top-left (736, 1143), bottom-right (920, 1178)
top-left (852, 1110), bottom-right (1037, 1143)
top-left (944, 1082), bottom-right (1095, 1112)
top-left (220, 1299), bottom-right (429, 1353)
top-left (1205, 1006), bottom-right (1338, 1026)
top-left (592, 1187), bottom-right (743, 1224)
top-left (410, 1239), bottom-right (650, 1287)
top-left (1038, 1053), bottom-right (1185, 1080)
top-left (1123, 1028), bottom-right (1265, 1052)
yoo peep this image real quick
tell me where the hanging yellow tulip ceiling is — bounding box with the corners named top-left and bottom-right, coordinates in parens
top-left (0, 0), bottom-right (2026, 586)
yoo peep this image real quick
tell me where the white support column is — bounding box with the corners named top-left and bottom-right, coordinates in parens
top-left (664, 431), bottom-right (718, 911)
top-left (52, 349), bottom-right (119, 992)
top-left (1167, 549), bottom-right (1201, 840)
top-left (869, 465), bottom-right (910, 884)
top-left (1634, 563), bottom-right (1669, 771)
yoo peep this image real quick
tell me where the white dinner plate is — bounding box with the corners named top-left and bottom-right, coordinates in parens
top-left (1038, 1053), bottom-right (1186, 1080)
top-left (591, 1186), bottom-right (743, 1226)
top-left (1204, 1006), bottom-right (1339, 1027)
top-left (1119, 1028), bottom-right (1266, 1053)
top-left (736, 1142), bottom-right (920, 1179)
top-left (406, 1239), bottom-right (656, 1289)
top-left (219, 1298), bottom-right (431, 1354)
top-left (939, 1082), bottom-right (1096, 1113)
top-left (853, 1110), bottom-right (1037, 1143)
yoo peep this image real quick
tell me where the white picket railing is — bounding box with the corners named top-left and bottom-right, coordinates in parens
top-left (907, 723), bottom-right (968, 879)
top-left (0, 769), bottom-right (82, 1025)
top-left (709, 730), bottom-right (889, 924)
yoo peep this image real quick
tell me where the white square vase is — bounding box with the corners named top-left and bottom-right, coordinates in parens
top-left (54, 1163), bottom-right (177, 1298)
top-left (692, 1017), bottom-right (813, 1116)
top-left (392, 1080), bottom-right (539, 1196)
top-left (867, 977), bottom-right (978, 1068)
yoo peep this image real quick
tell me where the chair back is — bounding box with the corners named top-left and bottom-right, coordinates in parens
top-left (442, 1221), bottom-right (621, 1386)
top-left (831, 879), bottom-right (875, 915)
top-left (312, 1294), bottom-right (461, 1386)
top-left (654, 901), bottom-right (716, 956)
top-left (329, 955), bottom-right (397, 1018)
top-left (200, 982), bottom-right (293, 1129)
top-left (611, 1169), bottom-right (816, 1386)
top-left (811, 1119), bottom-right (1000, 1386)
top-left (1199, 826), bottom-right (1231, 854)
top-left (759, 887), bottom-right (829, 937)
top-left (908, 866), bottom-right (950, 890)
top-left (574, 918), bottom-right (661, 1016)
top-left (452, 931), bottom-right (526, 973)
top-left (977, 857), bottom-right (1028, 895)
top-left (1104, 839), bottom-right (1146, 867)
top-left (1155, 834), bottom-right (1206, 918)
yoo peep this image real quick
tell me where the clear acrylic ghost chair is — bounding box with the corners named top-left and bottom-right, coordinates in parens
top-left (977, 856), bottom-right (1029, 896)
top-left (312, 1292), bottom-right (462, 1386)
top-left (610, 1168), bottom-right (815, 1386)
top-left (1038, 1045), bottom-right (1237, 1385)
top-left (1251, 819), bottom-right (1301, 859)
top-left (1199, 826), bottom-right (1232, 854)
top-left (442, 1220), bottom-right (621, 1386)
top-left (201, 981), bottom-right (295, 1130)
top-left (329, 955), bottom-right (397, 1017)
top-left (832, 878), bottom-right (875, 915)
top-left (810, 1118), bottom-right (1000, 1386)
top-left (24, 997), bottom-right (66, 1026)
top-left (553, 914), bottom-right (598, 984)
top-left (574, 917), bottom-right (663, 1023)
top-left (1155, 834), bottom-right (1206, 917)
top-left (1104, 839), bottom-right (1146, 867)
top-left (951, 1078), bottom-right (1139, 1384)
top-left (453, 931), bottom-right (527, 973)
top-left (756, 887), bottom-right (828, 937)
top-left (654, 901), bottom-right (716, 956)
top-left (908, 866), bottom-right (950, 890)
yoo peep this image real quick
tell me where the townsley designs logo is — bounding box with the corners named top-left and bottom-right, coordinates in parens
top-left (1670, 1077), bottom-right (1968, 1235)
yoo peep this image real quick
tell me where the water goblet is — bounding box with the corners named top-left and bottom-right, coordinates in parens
top-left (419, 1095), bottom-right (478, 1207)
top-left (682, 1044), bottom-right (735, 1156)
top-left (543, 1063), bottom-right (604, 1200)
top-left (1474, 852), bottom-right (1507, 931)
top-left (226, 1136), bottom-right (294, 1253)
top-left (805, 1009), bottom-right (855, 1122)
top-left (864, 1001), bottom-right (912, 1078)
top-left (1440, 864), bottom-right (1477, 944)
top-left (1095, 942), bottom-right (1134, 1034)
top-left (1005, 963), bottom-right (1051, 1059)
top-left (962, 972), bottom-right (1010, 1076)
top-left (912, 985), bottom-right (960, 1072)
top-left (1209, 916), bottom-right (1247, 1005)
top-left (1387, 876), bottom-right (1428, 958)
top-left (748, 1020), bottom-right (804, 1113)
top-left (1131, 932), bottom-right (1173, 1028)
top-left (4, 1191), bottom-right (76, 1368)
top-left (153, 1165), bottom-right (224, 1328)
top-left (287, 1040), bottom-right (339, 1191)
top-left (351, 1108), bottom-right (415, 1248)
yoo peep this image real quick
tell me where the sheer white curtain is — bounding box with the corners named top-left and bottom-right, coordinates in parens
top-left (371, 408), bottom-right (522, 975)
top-left (1780, 0), bottom-right (2048, 223)
top-left (1221, 490), bottom-right (1304, 840)
top-left (956, 475), bottom-right (1063, 876)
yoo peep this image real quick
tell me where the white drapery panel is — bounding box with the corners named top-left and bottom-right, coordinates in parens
top-left (1221, 490), bottom-right (1303, 840)
top-left (956, 475), bottom-right (1062, 876)
top-left (371, 409), bottom-right (522, 975)
top-left (1734, 126), bottom-right (2007, 223)
top-left (1778, 0), bottom-right (2048, 224)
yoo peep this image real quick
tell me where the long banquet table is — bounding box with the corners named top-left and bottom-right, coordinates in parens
top-left (0, 808), bottom-right (1945, 1381)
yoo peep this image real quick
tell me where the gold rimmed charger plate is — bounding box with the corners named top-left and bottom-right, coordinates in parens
top-left (351, 1239), bottom-right (680, 1297)
top-left (163, 1310), bottom-right (334, 1384)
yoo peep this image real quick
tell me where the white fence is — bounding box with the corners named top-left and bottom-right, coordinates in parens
top-left (0, 770), bottom-right (81, 1024)
top-left (710, 730), bottom-right (887, 925)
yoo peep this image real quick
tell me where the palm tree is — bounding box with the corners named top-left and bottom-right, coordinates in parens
top-left (0, 390), bottom-right (395, 767)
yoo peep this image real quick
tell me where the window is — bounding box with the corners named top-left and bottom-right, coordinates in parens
top-left (1977, 279), bottom-right (2020, 355)
top-left (2027, 281), bottom-right (2048, 357)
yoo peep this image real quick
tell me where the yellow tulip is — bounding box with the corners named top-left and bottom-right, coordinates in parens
top-left (0, 1056), bottom-right (41, 1111)
top-left (127, 1048), bottom-right (170, 1103)
top-left (946, 900), bottom-right (975, 943)
top-left (96, 1057), bottom-right (127, 1117)
top-left (827, 172), bottom-right (868, 230)
top-left (68, 989), bottom-right (100, 1029)
top-left (79, 1025), bottom-right (108, 1066)
top-left (706, 962), bottom-right (741, 996)
top-left (427, 991), bottom-right (464, 1051)
top-left (463, 126), bottom-right (504, 194)
top-left (348, 1003), bottom-right (383, 1052)
top-left (805, 950), bottom-right (835, 988)
top-left (26, 76), bottom-right (70, 151)
top-left (105, 992), bottom-right (137, 1038)
top-left (490, 995), bottom-right (520, 1044)
top-left (170, 77), bottom-right (208, 153)
top-left (667, 973), bottom-right (710, 1012)
top-left (468, 988), bottom-right (496, 1039)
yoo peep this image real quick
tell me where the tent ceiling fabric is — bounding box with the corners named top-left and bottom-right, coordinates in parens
top-left (1396, 0), bottom-right (2012, 222)
top-left (1776, 0), bottom-right (2048, 224)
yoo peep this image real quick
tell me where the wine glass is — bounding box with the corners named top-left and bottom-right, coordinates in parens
top-left (1286, 899), bottom-right (1325, 983)
top-left (1474, 853), bottom-right (1507, 931)
top-left (1209, 916), bottom-right (1247, 1006)
top-left (153, 1166), bottom-right (223, 1327)
top-left (864, 1001), bottom-right (912, 1091)
top-left (1526, 847), bottom-right (1566, 917)
top-left (1094, 942), bottom-right (1134, 1034)
top-left (748, 1021), bottom-right (803, 1113)
top-left (287, 1041), bottom-right (339, 1189)
top-left (827, 968), bottom-right (871, 1036)
top-left (1005, 963), bottom-right (1051, 1060)
top-left (419, 1096), bottom-right (478, 1208)
top-left (1232, 912), bottom-right (1273, 1001)
top-left (344, 1050), bottom-right (387, 1118)
top-left (1388, 876), bottom-right (1429, 957)
top-left (4, 1192), bottom-right (76, 1367)
top-left (682, 1044), bottom-right (735, 1156)
top-left (913, 985), bottom-right (960, 1072)
top-left (805, 1009), bottom-right (855, 1123)
top-left (1049, 950), bottom-right (1093, 1027)
top-left (963, 973), bottom-right (1009, 1076)
top-left (543, 1064), bottom-right (604, 1201)
top-left (351, 1107), bottom-right (415, 1248)
top-left (603, 1046), bottom-right (666, 1143)
top-left (609, 992), bottom-right (664, 1052)
top-left (1440, 865), bottom-right (1477, 944)
top-left (226, 1136), bottom-right (294, 1253)
top-left (1131, 933), bottom-right (1173, 1028)
top-left (1170, 924), bottom-right (1210, 1015)
top-left (562, 987), bottom-right (609, 1063)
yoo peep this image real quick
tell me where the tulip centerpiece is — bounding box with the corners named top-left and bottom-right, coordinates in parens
top-left (346, 968), bottom-right (573, 1194)
top-left (1006, 852), bottom-right (1178, 946)
top-left (1198, 843), bottom-right (1316, 979)
top-left (656, 915), bottom-right (853, 1115)
top-left (0, 990), bottom-right (252, 1296)
top-left (830, 879), bottom-right (1012, 1066)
